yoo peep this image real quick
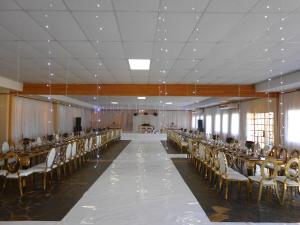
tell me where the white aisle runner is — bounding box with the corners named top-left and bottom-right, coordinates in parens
top-left (63, 140), bottom-right (209, 225)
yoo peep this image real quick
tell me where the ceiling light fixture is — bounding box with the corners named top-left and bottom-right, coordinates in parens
top-left (165, 102), bottom-right (173, 105)
top-left (128, 59), bottom-right (150, 70)
top-left (137, 97), bottom-right (146, 100)
top-left (111, 102), bottom-right (118, 105)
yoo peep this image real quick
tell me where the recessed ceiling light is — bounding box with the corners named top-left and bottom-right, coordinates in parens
top-left (137, 97), bottom-right (146, 100)
top-left (165, 102), bottom-right (173, 105)
top-left (128, 59), bottom-right (150, 70)
top-left (97, 4), bottom-right (100, 8)
top-left (111, 102), bottom-right (118, 105)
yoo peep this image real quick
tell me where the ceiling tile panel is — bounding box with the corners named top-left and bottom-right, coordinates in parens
top-left (73, 12), bottom-right (121, 42)
top-left (117, 12), bottom-right (157, 42)
top-left (113, 0), bottom-right (160, 11)
top-left (60, 41), bottom-right (96, 58)
top-left (30, 11), bottom-right (86, 41)
top-left (190, 13), bottom-right (243, 42)
top-left (156, 13), bottom-right (198, 42)
top-left (0, 11), bottom-right (51, 41)
top-left (64, 0), bottom-right (112, 11)
top-left (207, 0), bottom-right (259, 12)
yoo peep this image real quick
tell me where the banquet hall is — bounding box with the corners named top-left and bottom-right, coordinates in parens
top-left (0, 0), bottom-right (300, 224)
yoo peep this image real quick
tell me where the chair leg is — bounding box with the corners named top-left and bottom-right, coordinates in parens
top-left (274, 183), bottom-right (280, 203)
top-left (258, 183), bottom-right (263, 202)
top-left (2, 177), bottom-right (7, 192)
top-left (18, 177), bottom-right (23, 196)
top-left (43, 172), bottom-right (47, 190)
top-left (225, 180), bottom-right (229, 200)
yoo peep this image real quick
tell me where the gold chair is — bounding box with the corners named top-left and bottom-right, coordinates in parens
top-left (1, 151), bottom-right (33, 195)
top-left (31, 148), bottom-right (57, 190)
top-left (218, 152), bottom-right (249, 200)
top-left (276, 158), bottom-right (300, 204)
top-left (249, 158), bottom-right (280, 202)
top-left (289, 149), bottom-right (300, 159)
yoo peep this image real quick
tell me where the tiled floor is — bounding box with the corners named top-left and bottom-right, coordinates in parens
top-left (1, 135), bottom-right (300, 225)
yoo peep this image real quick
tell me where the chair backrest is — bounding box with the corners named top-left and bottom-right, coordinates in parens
top-left (285, 158), bottom-right (300, 180)
top-left (290, 149), bottom-right (300, 159)
top-left (71, 142), bottom-right (77, 157)
top-left (261, 158), bottom-right (278, 180)
top-left (66, 143), bottom-right (72, 159)
top-left (46, 148), bottom-right (56, 168)
top-left (278, 148), bottom-right (288, 163)
top-left (84, 139), bottom-right (89, 152)
top-left (89, 137), bottom-right (93, 150)
top-left (37, 137), bottom-right (42, 145)
top-left (5, 151), bottom-right (20, 174)
top-left (218, 152), bottom-right (228, 175)
top-left (198, 144), bottom-right (205, 160)
top-left (268, 146), bottom-right (278, 157)
top-left (2, 142), bottom-right (10, 154)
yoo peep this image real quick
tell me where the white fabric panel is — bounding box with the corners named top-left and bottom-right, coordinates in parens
top-left (201, 98), bottom-right (277, 142)
top-left (11, 97), bottom-right (54, 143)
top-left (92, 110), bottom-right (192, 131)
top-left (132, 115), bottom-right (159, 132)
top-left (281, 91), bottom-right (300, 149)
top-left (58, 105), bottom-right (92, 133)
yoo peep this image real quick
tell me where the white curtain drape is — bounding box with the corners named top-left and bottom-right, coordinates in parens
top-left (282, 91), bottom-right (300, 149)
top-left (58, 105), bottom-right (92, 134)
top-left (201, 98), bottom-right (278, 142)
top-left (11, 97), bottom-right (54, 143)
top-left (92, 110), bottom-right (192, 131)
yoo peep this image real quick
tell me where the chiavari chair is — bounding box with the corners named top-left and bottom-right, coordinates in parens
top-left (276, 158), bottom-right (300, 204)
top-left (249, 158), bottom-right (280, 202)
top-left (218, 152), bottom-right (249, 200)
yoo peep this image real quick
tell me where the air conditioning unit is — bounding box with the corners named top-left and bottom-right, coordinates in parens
top-left (219, 103), bottom-right (239, 110)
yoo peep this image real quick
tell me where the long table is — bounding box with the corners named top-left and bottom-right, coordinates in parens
top-left (167, 129), bottom-right (284, 176)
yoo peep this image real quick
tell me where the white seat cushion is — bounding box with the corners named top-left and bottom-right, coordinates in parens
top-left (0, 170), bottom-right (7, 176)
top-left (30, 167), bottom-right (51, 173)
top-left (276, 176), bottom-right (299, 186)
top-left (181, 142), bottom-right (188, 147)
top-left (6, 169), bottom-right (33, 178)
top-left (223, 171), bottom-right (248, 181)
top-left (249, 175), bottom-right (276, 186)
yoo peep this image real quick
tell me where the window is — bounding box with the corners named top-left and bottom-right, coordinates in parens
top-left (206, 115), bottom-right (212, 134)
top-left (222, 113), bottom-right (228, 134)
top-left (246, 112), bottom-right (274, 148)
top-left (231, 113), bottom-right (239, 136)
top-left (192, 115), bottom-right (200, 130)
top-left (192, 115), bottom-right (197, 129)
top-left (215, 114), bottom-right (221, 133)
top-left (287, 110), bottom-right (300, 143)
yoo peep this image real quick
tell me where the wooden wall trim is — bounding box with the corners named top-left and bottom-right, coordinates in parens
top-left (20, 83), bottom-right (278, 97)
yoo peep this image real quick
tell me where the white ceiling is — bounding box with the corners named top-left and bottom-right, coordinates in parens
top-left (71, 96), bottom-right (209, 110)
top-left (0, 0), bottom-right (299, 85)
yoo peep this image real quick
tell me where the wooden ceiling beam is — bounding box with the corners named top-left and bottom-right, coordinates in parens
top-left (19, 83), bottom-right (278, 97)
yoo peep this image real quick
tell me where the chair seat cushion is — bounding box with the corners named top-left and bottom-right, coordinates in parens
top-left (6, 169), bottom-right (33, 178)
top-left (181, 142), bottom-right (188, 147)
top-left (249, 175), bottom-right (276, 186)
top-left (0, 170), bottom-right (7, 176)
top-left (223, 171), bottom-right (248, 181)
top-left (276, 176), bottom-right (299, 186)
